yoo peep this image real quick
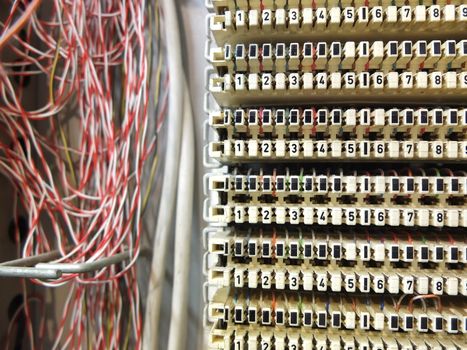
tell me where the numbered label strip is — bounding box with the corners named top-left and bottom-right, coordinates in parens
top-left (210, 0), bottom-right (466, 13)
top-left (210, 70), bottom-right (467, 106)
top-left (210, 5), bottom-right (467, 44)
top-left (209, 263), bottom-right (466, 296)
top-left (210, 203), bottom-right (466, 227)
top-left (208, 324), bottom-right (465, 350)
top-left (210, 139), bottom-right (467, 161)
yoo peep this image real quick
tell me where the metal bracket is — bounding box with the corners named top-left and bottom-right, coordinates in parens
top-left (203, 67), bottom-right (222, 169)
top-left (203, 144), bottom-right (221, 168)
top-left (204, 16), bottom-right (214, 61)
top-left (0, 249), bottom-right (131, 279)
top-left (203, 118), bottom-right (210, 142)
top-left (202, 226), bottom-right (219, 250)
top-left (202, 251), bottom-right (210, 277)
top-left (0, 266), bottom-right (62, 279)
top-left (36, 251), bottom-right (130, 274)
top-left (203, 281), bottom-right (210, 304)
top-left (203, 197), bottom-right (211, 223)
top-left (203, 92), bottom-right (212, 115)
top-left (204, 67), bottom-right (215, 94)
top-left (205, 0), bottom-right (214, 11)
top-left (203, 172), bottom-right (212, 196)
top-left (203, 304), bottom-right (210, 328)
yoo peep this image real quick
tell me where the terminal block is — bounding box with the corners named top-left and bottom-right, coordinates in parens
top-left (209, 289), bottom-right (466, 334)
top-left (206, 227), bottom-right (466, 295)
top-left (208, 40), bottom-right (467, 105)
top-left (209, 70), bottom-right (467, 105)
top-left (208, 326), bottom-right (465, 350)
top-left (207, 167), bottom-right (467, 227)
top-left (209, 4), bottom-right (467, 44)
top-left (204, 0), bottom-right (467, 347)
top-left (208, 107), bottom-right (467, 162)
top-left (210, 40), bottom-right (467, 74)
top-left (209, 0), bottom-right (467, 14)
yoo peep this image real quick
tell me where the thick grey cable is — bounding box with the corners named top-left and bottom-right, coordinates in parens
top-left (167, 86), bottom-right (194, 350)
top-left (142, 0), bottom-right (185, 347)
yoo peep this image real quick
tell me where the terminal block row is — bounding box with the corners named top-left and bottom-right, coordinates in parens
top-left (209, 289), bottom-right (465, 334)
top-left (211, 40), bottom-right (466, 74)
top-left (208, 324), bottom-right (465, 350)
top-left (210, 107), bottom-right (466, 144)
top-left (209, 167), bottom-right (467, 202)
top-left (209, 228), bottom-right (466, 268)
top-left (208, 260), bottom-right (466, 295)
top-left (210, 70), bottom-right (467, 106)
top-left (210, 0), bottom-right (466, 13)
top-left (206, 227), bottom-right (466, 295)
top-left (210, 140), bottom-right (467, 162)
top-left (208, 202), bottom-right (467, 227)
top-left (210, 5), bottom-right (466, 44)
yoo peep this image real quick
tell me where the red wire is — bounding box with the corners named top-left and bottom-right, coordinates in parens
top-left (0, 0), bottom-right (149, 347)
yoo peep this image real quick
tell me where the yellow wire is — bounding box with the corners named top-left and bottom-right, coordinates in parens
top-left (123, 309), bottom-right (133, 350)
top-left (45, 2), bottom-right (166, 348)
top-left (124, 2), bottom-right (162, 346)
top-left (142, 154), bottom-right (158, 211)
top-left (83, 289), bottom-right (92, 350)
top-left (49, 32), bottom-right (77, 187)
top-left (105, 286), bottom-right (113, 349)
top-left (141, 63), bottom-right (163, 212)
top-left (141, 0), bottom-right (164, 213)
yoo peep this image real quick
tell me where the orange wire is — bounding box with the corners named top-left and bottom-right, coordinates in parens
top-left (0, 0), bottom-right (42, 51)
top-left (272, 227), bottom-right (277, 258)
top-left (447, 234), bottom-right (455, 245)
top-left (408, 294), bottom-right (441, 313)
top-left (272, 168), bottom-right (277, 197)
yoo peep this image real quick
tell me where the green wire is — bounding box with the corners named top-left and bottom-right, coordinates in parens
top-left (299, 229), bottom-right (303, 259)
top-left (299, 168), bottom-right (304, 190)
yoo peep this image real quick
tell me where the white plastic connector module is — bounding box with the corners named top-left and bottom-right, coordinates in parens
top-left (209, 204), bottom-right (467, 227)
top-left (209, 228), bottom-right (467, 266)
top-left (209, 71), bottom-right (467, 106)
top-left (209, 288), bottom-right (464, 332)
top-left (207, 228), bottom-right (466, 295)
top-left (210, 170), bottom-right (467, 198)
top-left (210, 107), bottom-right (466, 136)
top-left (207, 167), bottom-right (466, 227)
top-left (205, 0), bottom-right (467, 348)
top-left (209, 5), bottom-right (467, 45)
top-left (209, 0), bottom-right (467, 13)
top-left (213, 40), bottom-right (467, 73)
top-left (208, 107), bottom-right (467, 161)
top-left (208, 326), bottom-right (465, 350)
top-left (209, 262), bottom-right (466, 295)
top-left (209, 140), bottom-right (467, 161)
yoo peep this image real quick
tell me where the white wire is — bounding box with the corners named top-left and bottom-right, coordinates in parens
top-left (142, 0), bottom-right (185, 347)
top-left (167, 85), bottom-right (195, 350)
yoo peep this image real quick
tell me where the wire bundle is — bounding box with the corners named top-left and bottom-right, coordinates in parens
top-left (0, 0), bottom-right (161, 348)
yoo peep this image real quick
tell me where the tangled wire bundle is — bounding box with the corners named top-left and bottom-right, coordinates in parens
top-left (0, 1), bottom-right (163, 348)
